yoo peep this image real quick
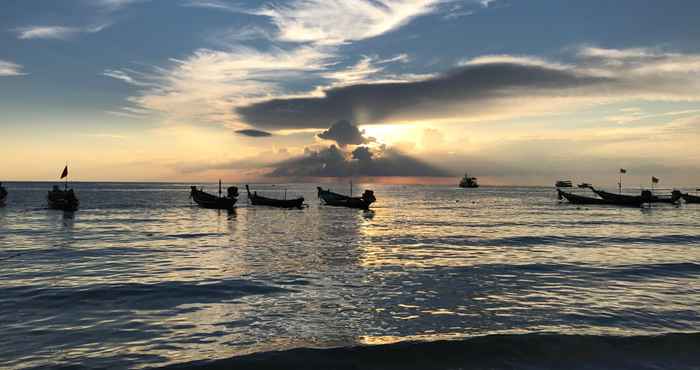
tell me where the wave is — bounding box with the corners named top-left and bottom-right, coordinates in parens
top-left (151, 332), bottom-right (700, 370)
top-left (0, 279), bottom-right (292, 310)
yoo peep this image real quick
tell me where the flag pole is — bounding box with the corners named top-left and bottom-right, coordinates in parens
top-left (65, 163), bottom-right (68, 191)
top-left (619, 173), bottom-right (622, 194)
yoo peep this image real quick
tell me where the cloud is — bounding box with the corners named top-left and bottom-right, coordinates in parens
top-left (235, 129), bottom-right (273, 137)
top-left (103, 69), bottom-right (153, 86)
top-left (269, 144), bottom-right (450, 177)
top-left (181, 0), bottom-right (247, 13)
top-left (15, 24), bottom-right (110, 40)
top-left (258, 0), bottom-right (440, 46)
top-left (122, 46), bottom-right (333, 126)
top-left (317, 120), bottom-right (375, 146)
top-left (238, 47), bottom-right (700, 130)
top-left (237, 61), bottom-right (609, 130)
top-left (93, 0), bottom-right (150, 11)
top-left (174, 148), bottom-right (292, 174)
top-left (0, 60), bottom-right (25, 76)
top-left (111, 0), bottom-right (442, 130)
top-left (443, 4), bottom-right (475, 20)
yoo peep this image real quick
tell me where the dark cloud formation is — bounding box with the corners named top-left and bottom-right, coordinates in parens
top-left (317, 120), bottom-right (374, 146)
top-left (268, 145), bottom-right (451, 177)
top-left (235, 129), bottom-right (273, 137)
top-left (237, 63), bottom-right (611, 130)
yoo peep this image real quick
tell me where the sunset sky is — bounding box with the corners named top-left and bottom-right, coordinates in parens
top-left (2, 0), bottom-right (699, 185)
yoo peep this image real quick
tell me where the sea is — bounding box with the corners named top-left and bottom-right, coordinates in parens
top-left (0, 182), bottom-right (698, 369)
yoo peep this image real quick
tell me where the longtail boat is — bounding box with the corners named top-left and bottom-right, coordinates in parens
top-left (682, 192), bottom-right (700, 204)
top-left (48, 166), bottom-right (79, 211)
top-left (0, 182), bottom-right (7, 206)
top-left (590, 187), bottom-right (681, 205)
top-left (245, 185), bottom-right (304, 208)
top-left (317, 186), bottom-right (376, 210)
top-left (191, 180), bottom-right (238, 210)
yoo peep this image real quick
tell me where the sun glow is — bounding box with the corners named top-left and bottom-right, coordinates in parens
top-left (359, 123), bottom-right (421, 146)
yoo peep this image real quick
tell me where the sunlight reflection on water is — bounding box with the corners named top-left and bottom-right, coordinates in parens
top-left (0, 182), bottom-right (698, 369)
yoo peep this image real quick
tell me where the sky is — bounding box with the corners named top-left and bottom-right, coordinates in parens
top-left (1, 0), bottom-right (700, 186)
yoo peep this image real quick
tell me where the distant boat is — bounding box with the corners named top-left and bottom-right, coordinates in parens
top-left (459, 173), bottom-right (479, 188)
top-left (190, 180), bottom-right (238, 210)
top-left (577, 182), bottom-right (592, 188)
top-left (555, 180), bottom-right (573, 188)
top-left (0, 182), bottom-right (7, 206)
top-left (48, 185), bottom-right (79, 211)
top-left (49, 166), bottom-right (79, 211)
top-left (317, 186), bottom-right (376, 210)
top-left (245, 185), bottom-right (304, 208)
top-left (681, 192), bottom-right (700, 204)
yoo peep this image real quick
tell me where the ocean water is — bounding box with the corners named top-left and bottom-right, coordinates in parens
top-left (0, 182), bottom-right (698, 369)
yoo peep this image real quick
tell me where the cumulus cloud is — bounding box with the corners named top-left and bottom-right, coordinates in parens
top-left (15, 24), bottom-right (110, 40)
top-left (235, 129), bottom-right (273, 137)
top-left (317, 120), bottom-right (375, 146)
top-left (269, 144), bottom-right (450, 177)
top-left (0, 60), bottom-right (25, 76)
top-left (238, 47), bottom-right (700, 130)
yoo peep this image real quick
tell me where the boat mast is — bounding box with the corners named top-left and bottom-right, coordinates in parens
top-left (218, 179), bottom-right (222, 198)
top-left (350, 179), bottom-right (353, 197)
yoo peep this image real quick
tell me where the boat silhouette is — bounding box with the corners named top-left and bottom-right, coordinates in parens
top-left (190, 180), bottom-right (238, 210)
top-left (245, 185), bottom-right (304, 208)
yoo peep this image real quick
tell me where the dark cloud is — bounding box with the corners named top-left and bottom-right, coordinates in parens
top-left (237, 63), bottom-right (611, 130)
top-left (235, 129), bottom-right (273, 137)
top-left (317, 120), bottom-right (374, 146)
top-left (268, 145), bottom-right (451, 177)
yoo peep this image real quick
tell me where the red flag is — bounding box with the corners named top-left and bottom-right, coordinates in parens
top-left (60, 166), bottom-right (68, 179)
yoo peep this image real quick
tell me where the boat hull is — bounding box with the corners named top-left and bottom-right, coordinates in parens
top-left (0, 187), bottom-right (6, 206)
top-left (682, 193), bottom-right (700, 204)
top-left (593, 189), bottom-right (680, 205)
top-left (249, 196), bottom-right (304, 208)
top-left (590, 189), bottom-right (647, 207)
top-left (245, 185), bottom-right (304, 208)
top-left (317, 187), bottom-right (375, 210)
top-left (48, 190), bottom-right (79, 211)
top-left (557, 190), bottom-right (612, 205)
top-left (191, 188), bottom-right (237, 210)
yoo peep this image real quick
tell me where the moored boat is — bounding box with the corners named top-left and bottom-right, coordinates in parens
top-left (555, 180), bottom-right (573, 188)
top-left (590, 187), bottom-right (681, 205)
top-left (245, 185), bottom-right (304, 208)
top-left (190, 180), bottom-right (238, 210)
top-left (317, 187), bottom-right (376, 210)
top-left (48, 166), bottom-right (79, 211)
top-left (459, 173), bottom-right (479, 188)
top-left (48, 186), bottom-right (79, 211)
top-left (0, 182), bottom-right (7, 206)
top-left (681, 192), bottom-right (700, 204)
